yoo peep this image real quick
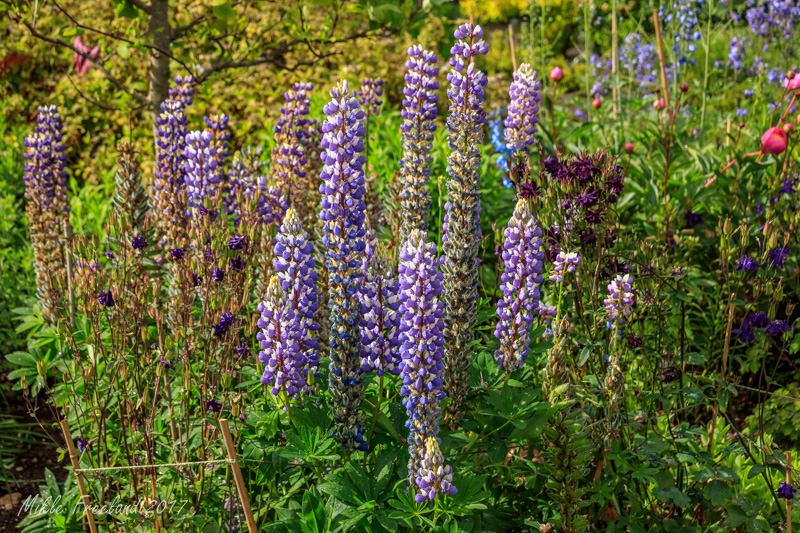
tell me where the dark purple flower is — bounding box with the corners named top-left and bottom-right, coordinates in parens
top-left (734, 255), bottom-right (761, 271)
top-left (755, 204), bottom-right (764, 214)
top-left (212, 267), bottom-right (225, 282)
top-left (684, 210), bottom-right (704, 228)
top-left (170, 248), bottom-right (185, 261)
top-left (98, 289), bottom-right (115, 308)
top-left (778, 482), bottom-right (796, 500)
top-left (75, 437), bottom-right (96, 453)
top-left (230, 256), bottom-right (245, 272)
top-left (206, 399), bottom-right (222, 412)
top-left (764, 320), bottom-right (792, 336)
top-left (749, 312), bottom-right (770, 328)
top-left (213, 312), bottom-right (235, 337)
top-left (768, 247), bottom-right (790, 269)
top-left (733, 323), bottom-right (756, 343)
top-left (104, 251), bottom-right (114, 261)
top-left (228, 234), bottom-right (245, 250)
top-left (627, 335), bottom-right (643, 349)
top-left (543, 155), bottom-right (560, 176)
top-left (131, 236), bottom-right (148, 250)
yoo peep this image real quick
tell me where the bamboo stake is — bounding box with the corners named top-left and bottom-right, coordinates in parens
top-left (63, 220), bottom-right (76, 328)
top-left (60, 420), bottom-right (98, 533)
top-left (653, 10), bottom-right (670, 111)
top-left (726, 119), bottom-right (732, 147)
top-left (219, 419), bottom-right (257, 533)
top-left (508, 23), bottom-right (517, 71)
top-left (788, 451), bottom-right (793, 533)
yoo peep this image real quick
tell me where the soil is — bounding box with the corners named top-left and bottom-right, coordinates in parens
top-left (0, 380), bottom-right (69, 531)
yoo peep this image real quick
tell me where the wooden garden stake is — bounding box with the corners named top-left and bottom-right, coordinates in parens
top-left (508, 23), bottom-right (517, 71)
top-left (63, 220), bottom-right (76, 328)
top-left (788, 451), bottom-right (793, 533)
top-left (219, 419), bottom-right (257, 533)
top-left (60, 420), bottom-right (98, 533)
top-left (726, 119), bottom-right (732, 146)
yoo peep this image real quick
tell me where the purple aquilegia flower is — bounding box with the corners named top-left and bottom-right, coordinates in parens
top-left (98, 289), bottom-right (115, 308)
top-left (397, 229), bottom-right (455, 501)
top-left (228, 234), bottom-right (245, 251)
top-left (257, 276), bottom-right (306, 397)
top-left (734, 255), bottom-right (761, 271)
top-left (685, 209), bottom-right (704, 228)
top-left (212, 267), bottom-right (225, 283)
top-left (764, 320), bottom-right (792, 336)
top-left (75, 437), bottom-right (96, 453)
top-left (778, 482), bottom-right (797, 500)
top-left (273, 208), bottom-right (320, 384)
top-left (504, 64), bottom-right (541, 167)
top-left (604, 274), bottom-right (634, 321)
top-left (213, 312), bottom-right (235, 338)
top-left (184, 130), bottom-right (221, 216)
top-left (104, 251), bottom-right (114, 261)
top-left (494, 202), bottom-right (544, 371)
top-left (319, 80), bottom-right (368, 452)
top-left (750, 312), bottom-right (770, 328)
top-left (131, 236), bottom-right (148, 250)
top-left (170, 248), bottom-right (185, 261)
top-left (230, 256), bottom-right (245, 273)
top-left (206, 399), bottom-right (222, 413)
top-left (359, 245), bottom-right (401, 376)
top-left (154, 100), bottom-right (188, 243)
top-left (768, 247), bottom-right (790, 269)
top-left (442, 23), bottom-right (489, 425)
top-left (398, 45), bottom-right (439, 239)
top-left (549, 251), bottom-right (581, 283)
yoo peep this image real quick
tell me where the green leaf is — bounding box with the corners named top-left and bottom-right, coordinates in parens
top-left (117, 42), bottom-right (130, 60)
top-left (578, 346), bottom-right (592, 367)
top-left (5, 351), bottom-right (37, 367)
top-left (213, 1), bottom-right (237, 21)
top-left (703, 480), bottom-right (730, 506)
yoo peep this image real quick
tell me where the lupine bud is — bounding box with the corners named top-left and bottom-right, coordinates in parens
top-left (184, 130), bottom-right (221, 215)
top-left (761, 126), bottom-right (788, 155)
top-left (550, 66), bottom-right (564, 82)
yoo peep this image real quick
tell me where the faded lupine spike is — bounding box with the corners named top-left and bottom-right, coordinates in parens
top-left (204, 114), bottom-right (230, 170)
top-left (543, 319), bottom-right (574, 401)
top-left (414, 437), bottom-right (458, 502)
top-left (272, 84), bottom-right (312, 207)
top-left (397, 230), bottom-right (447, 485)
top-left (23, 105), bottom-right (70, 323)
top-left (494, 201), bottom-right (544, 372)
top-left (274, 208), bottom-right (321, 387)
top-left (184, 130), bottom-right (221, 216)
top-left (442, 23), bottom-right (489, 427)
top-left (153, 99), bottom-right (189, 247)
top-left (504, 64), bottom-right (541, 165)
top-left (168, 75), bottom-right (195, 108)
top-left (257, 276), bottom-right (306, 397)
top-left (358, 78), bottom-right (385, 116)
top-left (319, 80), bottom-right (369, 452)
top-left (227, 148), bottom-right (286, 226)
top-left (112, 142), bottom-right (150, 233)
top-left (359, 244), bottom-right (401, 376)
top-left (398, 45), bottom-right (439, 241)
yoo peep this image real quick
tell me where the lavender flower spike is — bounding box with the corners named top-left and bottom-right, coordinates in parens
top-left (494, 201), bottom-right (544, 372)
top-left (360, 244), bottom-right (401, 376)
top-left (504, 64), bottom-right (541, 167)
top-left (274, 208), bottom-right (320, 383)
top-left (257, 276), bottom-right (306, 397)
top-left (23, 105), bottom-right (70, 324)
top-left (398, 45), bottom-right (439, 241)
top-left (398, 230), bottom-right (449, 489)
top-left (319, 80), bottom-right (368, 452)
top-left (442, 23), bottom-right (489, 426)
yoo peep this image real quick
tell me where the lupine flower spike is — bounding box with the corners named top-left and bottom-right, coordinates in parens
top-left (398, 45), bottom-right (439, 241)
top-left (153, 100), bottom-right (189, 246)
top-left (319, 80), bottom-right (369, 452)
top-left (257, 276), bottom-right (305, 397)
top-left (442, 23), bottom-right (489, 426)
top-left (359, 244), bottom-right (401, 376)
top-left (494, 201), bottom-right (545, 372)
top-left (397, 230), bottom-right (455, 501)
top-left (184, 130), bottom-right (221, 217)
top-left (504, 64), bottom-right (541, 187)
top-left (272, 85), bottom-right (312, 208)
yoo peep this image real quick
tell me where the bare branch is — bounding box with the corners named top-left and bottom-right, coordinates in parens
top-left (172, 15), bottom-right (208, 39)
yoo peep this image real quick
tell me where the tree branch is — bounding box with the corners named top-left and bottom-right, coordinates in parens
top-left (172, 15), bottom-right (208, 39)
top-left (126, 0), bottom-right (152, 15)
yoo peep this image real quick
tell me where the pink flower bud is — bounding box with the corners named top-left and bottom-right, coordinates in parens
top-left (783, 122), bottom-right (794, 134)
top-left (549, 67), bottom-right (563, 82)
top-left (592, 97), bottom-right (601, 109)
top-left (761, 126), bottom-right (788, 155)
top-left (624, 142), bottom-right (634, 154)
top-left (653, 99), bottom-right (666, 112)
top-left (785, 74), bottom-right (800, 90)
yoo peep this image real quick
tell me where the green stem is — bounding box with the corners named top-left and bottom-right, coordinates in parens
top-left (700, 0), bottom-right (713, 134)
top-left (584, 0), bottom-right (592, 109)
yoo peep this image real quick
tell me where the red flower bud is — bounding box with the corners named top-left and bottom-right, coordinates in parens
top-left (549, 67), bottom-right (564, 82)
top-left (592, 97), bottom-right (601, 109)
top-left (624, 142), bottom-right (634, 154)
top-left (653, 99), bottom-right (666, 112)
top-left (761, 126), bottom-right (788, 155)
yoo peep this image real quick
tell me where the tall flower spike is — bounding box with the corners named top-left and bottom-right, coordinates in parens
top-left (153, 99), bottom-right (188, 246)
top-left (504, 64), bottom-right (541, 174)
top-left (169, 75), bottom-right (195, 108)
top-left (184, 130), bottom-right (221, 216)
top-left (257, 276), bottom-right (306, 397)
top-left (604, 274), bottom-right (634, 322)
top-left (442, 23), bottom-right (489, 426)
top-left (23, 105), bottom-right (70, 324)
top-left (272, 85), bottom-right (312, 205)
top-left (112, 142), bottom-right (150, 233)
top-left (415, 437), bottom-right (458, 502)
top-left (398, 45), bottom-right (439, 241)
top-left (397, 230), bottom-right (453, 500)
top-left (359, 78), bottom-right (385, 116)
top-left (274, 208), bottom-right (321, 384)
top-left (319, 80), bottom-right (368, 452)
top-left (360, 244), bottom-right (401, 376)
top-left (494, 201), bottom-right (544, 372)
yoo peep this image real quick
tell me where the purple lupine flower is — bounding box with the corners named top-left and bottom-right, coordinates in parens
top-left (397, 229), bottom-right (455, 501)
top-left (494, 202), bottom-right (544, 371)
top-left (358, 78), bottom-right (385, 116)
top-left (213, 312), bottom-right (235, 338)
top-left (442, 23), bottom-right (489, 425)
top-left (153, 100), bottom-right (188, 241)
top-left (227, 151), bottom-right (287, 225)
top-left (98, 289), bottom-right (115, 308)
top-left (360, 245), bottom-right (401, 376)
top-left (273, 208), bottom-right (320, 384)
top-left (778, 482), bottom-right (797, 500)
top-left (549, 251), bottom-right (581, 283)
top-left (204, 114), bottom-right (230, 166)
top-left (604, 274), bottom-right (634, 321)
top-left (272, 85), bottom-right (312, 201)
top-left (728, 37), bottom-right (745, 70)
top-left (169, 75), bottom-right (195, 108)
top-left (257, 276), bottom-right (306, 397)
top-left (764, 320), bottom-right (792, 336)
top-left (131, 236), bottom-right (148, 250)
top-left (319, 80), bottom-right (368, 452)
top-left (504, 64), bottom-right (541, 161)
top-left (768, 247), bottom-right (790, 268)
top-left (398, 45), bottom-right (439, 239)
top-left (184, 130), bottom-right (221, 216)
top-left (734, 255), bottom-right (761, 271)
top-left (744, 89), bottom-right (755, 97)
